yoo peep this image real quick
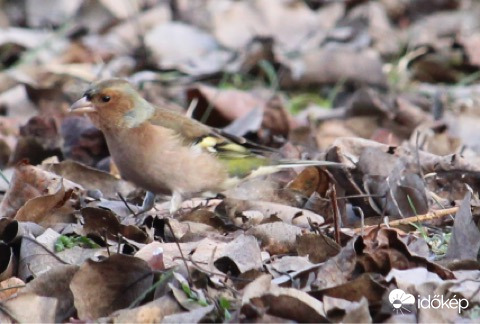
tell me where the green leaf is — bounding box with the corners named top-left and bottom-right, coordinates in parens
top-left (219, 296), bottom-right (230, 310)
top-left (72, 236), bottom-right (101, 249)
top-left (54, 240), bottom-right (65, 252)
top-left (54, 235), bottom-right (101, 252)
top-left (181, 282), bottom-right (193, 298)
top-left (224, 308), bottom-right (232, 321)
top-left (287, 92), bottom-right (331, 114)
top-left (258, 59), bottom-right (279, 91)
top-left (197, 299), bottom-right (209, 307)
top-left (129, 269), bottom-right (175, 308)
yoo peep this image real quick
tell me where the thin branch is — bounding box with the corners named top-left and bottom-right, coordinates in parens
top-left (128, 269), bottom-right (174, 309)
top-left (0, 285), bottom-right (26, 292)
top-left (21, 236), bottom-right (69, 264)
top-left (329, 184), bottom-right (341, 244)
top-left (353, 206), bottom-right (365, 237)
top-left (165, 219), bottom-right (192, 284)
top-left (353, 207), bottom-right (459, 234)
top-left (117, 192), bottom-right (137, 216)
top-left (0, 169), bottom-right (9, 186)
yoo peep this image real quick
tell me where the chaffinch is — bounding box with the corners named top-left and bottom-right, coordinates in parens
top-left (70, 79), bottom-right (339, 213)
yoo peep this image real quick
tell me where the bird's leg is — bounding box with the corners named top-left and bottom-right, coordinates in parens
top-left (202, 192), bottom-right (225, 207)
top-left (138, 191), bottom-right (156, 214)
top-left (169, 191), bottom-right (183, 215)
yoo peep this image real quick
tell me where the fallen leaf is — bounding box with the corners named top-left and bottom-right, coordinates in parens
top-left (214, 234), bottom-right (262, 275)
top-left (445, 192), bottom-right (480, 261)
top-left (70, 253), bottom-right (153, 320)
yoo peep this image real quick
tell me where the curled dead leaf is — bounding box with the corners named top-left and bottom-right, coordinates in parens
top-left (70, 254), bottom-right (153, 320)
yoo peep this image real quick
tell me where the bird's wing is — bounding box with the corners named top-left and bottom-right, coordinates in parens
top-left (148, 106), bottom-right (273, 178)
top-left (149, 104), bottom-right (213, 141)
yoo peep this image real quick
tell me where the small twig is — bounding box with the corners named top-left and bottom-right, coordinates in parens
top-left (0, 169), bottom-right (9, 186)
top-left (104, 230), bottom-right (110, 257)
top-left (353, 207), bottom-right (459, 234)
top-left (21, 236), bottom-right (69, 264)
top-left (111, 271), bottom-right (156, 311)
top-left (165, 219), bottom-right (192, 284)
top-left (187, 258), bottom-right (249, 296)
top-left (336, 193), bottom-right (385, 200)
top-left (117, 192), bottom-right (136, 216)
top-left (117, 234), bottom-right (123, 254)
top-left (0, 303), bottom-right (20, 323)
top-left (307, 217), bottom-right (321, 235)
top-left (415, 131), bottom-right (425, 179)
top-left (329, 184), bottom-right (341, 244)
top-left (0, 285), bottom-right (26, 292)
top-left (185, 97), bottom-right (199, 118)
top-left (353, 206), bottom-right (365, 237)
top-left (128, 269), bottom-right (174, 309)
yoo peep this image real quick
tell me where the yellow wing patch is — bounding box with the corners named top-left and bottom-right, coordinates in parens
top-left (196, 136), bottom-right (248, 154)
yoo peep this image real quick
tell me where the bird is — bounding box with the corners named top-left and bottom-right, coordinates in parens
top-left (70, 78), bottom-right (340, 214)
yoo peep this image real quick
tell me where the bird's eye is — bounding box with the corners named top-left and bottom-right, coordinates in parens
top-left (101, 95), bottom-right (111, 103)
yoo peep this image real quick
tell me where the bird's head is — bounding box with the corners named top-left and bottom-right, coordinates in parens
top-left (70, 78), bottom-right (154, 129)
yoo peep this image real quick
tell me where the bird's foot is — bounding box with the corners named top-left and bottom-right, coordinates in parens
top-left (201, 192), bottom-right (225, 209)
top-left (136, 191), bottom-right (156, 215)
top-left (169, 191), bottom-right (183, 216)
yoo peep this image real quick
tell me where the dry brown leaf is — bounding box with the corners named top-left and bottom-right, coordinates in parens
top-left (187, 84), bottom-right (267, 127)
top-left (265, 255), bottom-right (313, 278)
top-left (241, 274), bottom-right (328, 322)
top-left (18, 233), bottom-right (66, 282)
top-left (296, 233), bottom-right (340, 263)
top-left (106, 294), bottom-right (182, 323)
top-left (280, 48), bottom-right (387, 88)
top-left (459, 32), bottom-right (480, 66)
top-left (135, 241), bottom-right (197, 269)
top-left (210, 0), bottom-right (339, 51)
top-left (0, 293), bottom-right (58, 323)
top-left (246, 222), bottom-right (302, 255)
top-left (360, 227), bottom-right (455, 280)
top-left (0, 162), bottom-right (80, 222)
top-left (70, 253), bottom-right (153, 320)
top-left (222, 198), bottom-right (325, 228)
top-left (324, 296), bottom-right (372, 323)
top-left (214, 234), bottom-right (262, 275)
top-left (310, 273), bottom-right (387, 304)
top-left (14, 179), bottom-right (75, 227)
top-left (190, 237), bottom-right (228, 267)
top-left (10, 115), bottom-right (62, 166)
top-left (82, 207), bottom-right (149, 243)
top-left (162, 304), bottom-right (215, 323)
top-left (145, 22), bottom-right (231, 75)
top-left (44, 160), bottom-right (135, 199)
top-left (60, 116), bottom-right (109, 168)
top-left (445, 192), bottom-right (480, 261)
top-left (21, 264), bottom-right (79, 322)
top-left (0, 220), bottom-right (45, 244)
top-left (0, 277), bottom-right (25, 301)
top-left (0, 242), bottom-right (16, 281)
top-left (286, 166), bottom-right (321, 198)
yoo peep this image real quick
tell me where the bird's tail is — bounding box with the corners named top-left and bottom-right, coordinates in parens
top-left (276, 159), bottom-right (343, 169)
top-left (245, 160), bottom-right (342, 179)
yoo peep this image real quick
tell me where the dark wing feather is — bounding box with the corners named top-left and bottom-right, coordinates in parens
top-left (149, 105), bottom-right (276, 177)
top-left (150, 105), bottom-right (277, 156)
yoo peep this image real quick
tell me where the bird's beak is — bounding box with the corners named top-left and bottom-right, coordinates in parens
top-left (70, 97), bottom-right (96, 114)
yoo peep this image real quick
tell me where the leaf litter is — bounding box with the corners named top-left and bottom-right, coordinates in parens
top-left (0, 0), bottom-right (480, 323)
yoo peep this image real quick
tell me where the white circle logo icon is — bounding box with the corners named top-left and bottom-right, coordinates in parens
top-left (389, 289), bottom-right (415, 314)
